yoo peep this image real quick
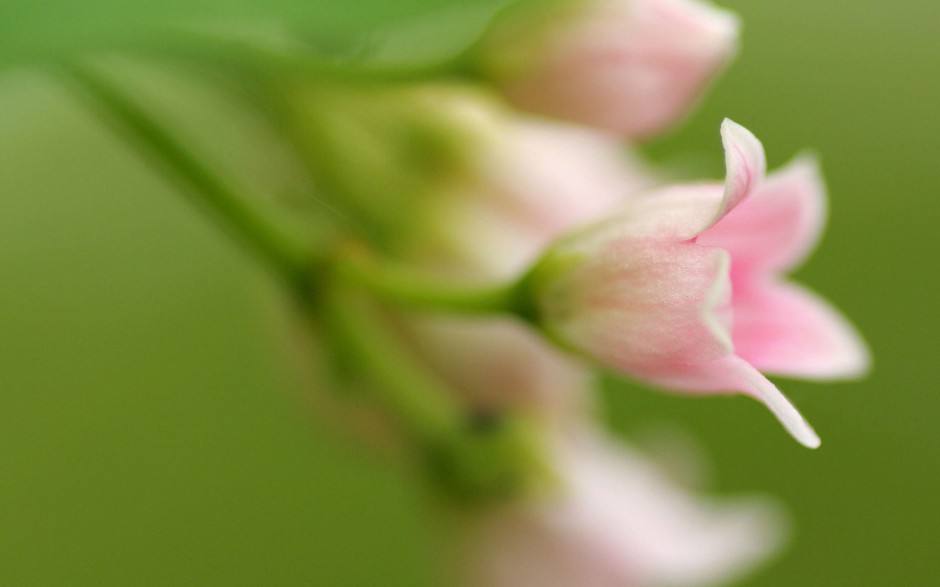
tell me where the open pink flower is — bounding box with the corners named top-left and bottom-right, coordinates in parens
top-left (530, 120), bottom-right (869, 447)
top-left (458, 430), bottom-right (784, 587)
top-left (476, 0), bottom-right (739, 137)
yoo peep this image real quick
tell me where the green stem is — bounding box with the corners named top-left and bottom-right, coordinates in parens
top-left (126, 28), bottom-right (478, 86)
top-left (59, 61), bottom-right (315, 290)
top-left (320, 282), bottom-right (460, 444)
top-left (273, 50), bottom-right (473, 84)
top-left (320, 279), bottom-right (547, 502)
top-left (335, 251), bottom-right (526, 315)
top-left (58, 56), bottom-right (546, 502)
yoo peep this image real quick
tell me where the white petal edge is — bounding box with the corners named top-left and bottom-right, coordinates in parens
top-left (730, 356), bottom-right (821, 449)
top-left (709, 119), bottom-right (768, 230)
top-left (701, 248), bottom-right (734, 353)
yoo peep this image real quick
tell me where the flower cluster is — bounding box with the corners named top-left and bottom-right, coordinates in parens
top-left (282, 0), bottom-right (869, 584)
top-left (71, 0), bottom-right (870, 584)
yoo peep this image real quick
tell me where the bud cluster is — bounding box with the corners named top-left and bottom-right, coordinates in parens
top-left (269, 1), bottom-right (869, 585)
top-left (70, 1), bottom-right (871, 585)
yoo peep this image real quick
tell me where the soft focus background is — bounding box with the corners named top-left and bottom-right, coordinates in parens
top-left (1, 0), bottom-right (937, 584)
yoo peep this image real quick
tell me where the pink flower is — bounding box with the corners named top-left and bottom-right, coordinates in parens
top-left (529, 120), bottom-right (869, 447)
top-left (476, 0), bottom-right (739, 137)
top-left (457, 430), bottom-right (784, 587)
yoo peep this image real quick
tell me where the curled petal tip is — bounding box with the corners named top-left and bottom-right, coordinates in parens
top-left (731, 356), bottom-right (822, 448)
top-left (698, 119), bottom-right (768, 232)
top-left (721, 119), bottom-right (767, 191)
top-left (757, 381), bottom-right (821, 449)
top-left (788, 151), bottom-right (822, 173)
top-left (797, 426), bottom-right (822, 450)
top-left (720, 119), bottom-right (766, 174)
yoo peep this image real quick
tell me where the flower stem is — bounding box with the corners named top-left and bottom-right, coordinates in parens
top-left (58, 60), bottom-right (315, 291)
top-left (147, 28), bottom-right (478, 85)
top-left (319, 278), bottom-right (547, 502)
top-left (319, 282), bottom-right (461, 443)
top-left (59, 57), bottom-right (546, 502)
top-left (334, 250), bottom-right (527, 316)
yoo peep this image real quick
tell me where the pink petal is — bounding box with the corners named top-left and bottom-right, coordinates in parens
top-left (724, 356), bottom-right (821, 448)
top-left (462, 431), bottom-right (786, 587)
top-left (542, 240), bottom-right (734, 378)
top-left (609, 182), bottom-right (726, 242)
top-left (561, 431), bottom-right (787, 585)
top-left (699, 157), bottom-right (826, 274)
top-left (582, 119), bottom-right (765, 242)
top-left (731, 280), bottom-right (871, 380)
top-left (715, 118), bottom-right (767, 226)
top-left (644, 355), bottom-right (820, 448)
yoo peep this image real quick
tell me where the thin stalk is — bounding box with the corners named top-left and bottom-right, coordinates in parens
top-left (335, 252), bottom-right (526, 316)
top-left (59, 61), bottom-right (314, 290)
top-left (320, 282), bottom-right (461, 444)
top-left (142, 29), bottom-right (478, 85)
top-left (320, 278), bottom-right (548, 501)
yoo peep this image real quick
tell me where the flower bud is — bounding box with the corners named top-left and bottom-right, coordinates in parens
top-left (476, 0), bottom-right (739, 137)
top-left (401, 315), bottom-right (595, 428)
top-left (415, 114), bottom-right (657, 279)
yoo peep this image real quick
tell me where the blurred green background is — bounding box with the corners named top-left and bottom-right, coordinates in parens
top-left (1, 0), bottom-right (937, 584)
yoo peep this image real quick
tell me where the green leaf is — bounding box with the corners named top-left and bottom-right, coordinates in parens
top-left (0, 0), bottom-right (508, 72)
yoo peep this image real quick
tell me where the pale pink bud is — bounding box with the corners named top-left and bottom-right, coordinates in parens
top-left (477, 0), bottom-right (740, 137)
top-left (402, 315), bottom-right (595, 427)
top-left (398, 98), bottom-right (653, 423)
top-left (529, 120), bottom-right (869, 447)
top-left (458, 431), bottom-right (785, 587)
top-left (421, 116), bottom-right (657, 279)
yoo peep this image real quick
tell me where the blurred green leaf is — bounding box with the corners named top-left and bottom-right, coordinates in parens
top-left (0, 0), bottom-right (506, 71)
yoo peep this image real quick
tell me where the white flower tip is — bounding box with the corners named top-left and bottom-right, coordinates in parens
top-left (781, 151), bottom-right (826, 192)
top-left (715, 119), bottom-right (767, 223)
top-left (807, 298), bottom-right (872, 382)
top-left (732, 357), bottom-right (822, 449)
top-left (765, 390), bottom-right (822, 449)
top-left (845, 338), bottom-right (873, 378)
top-left (789, 150), bottom-right (822, 173)
top-left (782, 153), bottom-right (828, 217)
top-left (823, 333), bottom-right (873, 382)
top-left (721, 118), bottom-right (768, 179)
top-left (797, 425), bottom-right (822, 450)
top-left (761, 387), bottom-right (821, 449)
top-left (684, 0), bottom-right (743, 45)
top-left (717, 6), bottom-right (743, 39)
